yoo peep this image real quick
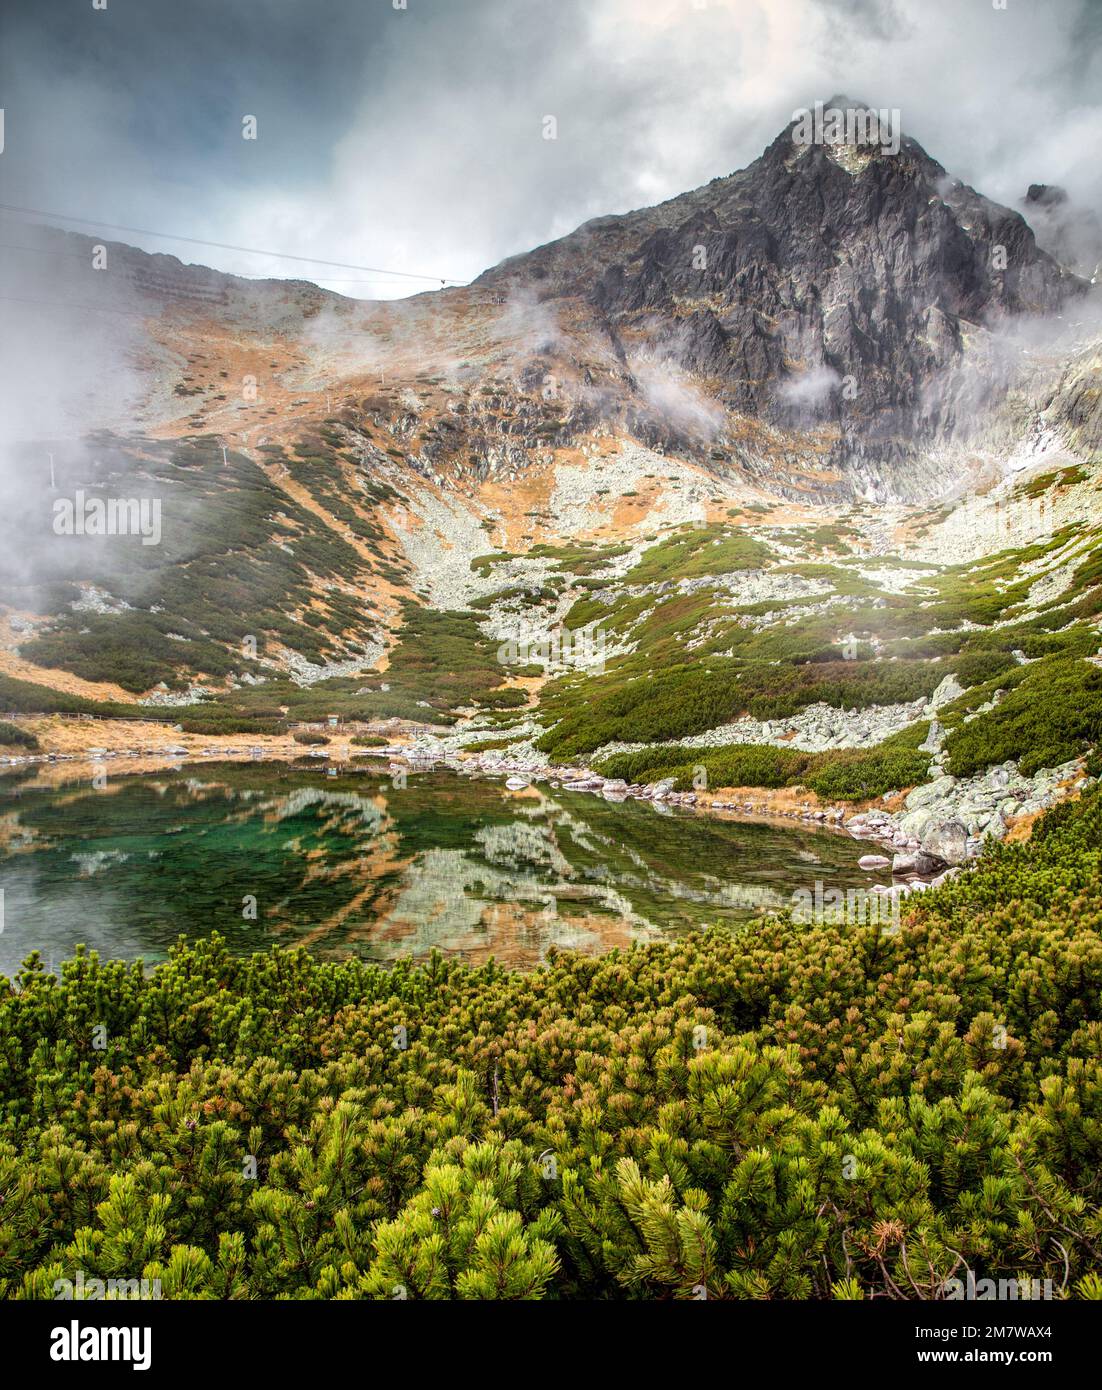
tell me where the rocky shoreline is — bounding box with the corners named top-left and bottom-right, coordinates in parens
top-left (3, 732), bottom-right (1092, 901)
top-left (385, 741), bottom-right (1094, 896)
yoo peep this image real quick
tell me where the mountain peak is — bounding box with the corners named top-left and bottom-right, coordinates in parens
top-left (468, 107), bottom-right (1087, 492)
top-left (774, 94), bottom-right (912, 169)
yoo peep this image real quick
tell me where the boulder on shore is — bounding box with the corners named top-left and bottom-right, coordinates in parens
top-left (920, 818), bottom-right (970, 866)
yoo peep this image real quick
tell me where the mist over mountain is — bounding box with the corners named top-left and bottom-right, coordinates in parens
top-left (3, 3), bottom-right (1102, 1325)
top-left (474, 98), bottom-right (1093, 482)
top-left (0, 97), bottom-right (1099, 715)
top-left (3, 99), bottom-right (1098, 519)
top-left (1020, 182), bottom-right (1102, 282)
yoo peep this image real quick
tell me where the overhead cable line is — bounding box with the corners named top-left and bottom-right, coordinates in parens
top-left (0, 202), bottom-right (469, 285)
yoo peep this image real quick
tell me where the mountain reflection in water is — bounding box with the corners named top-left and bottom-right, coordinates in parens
top-left (0, 761), bottom-right (873, 971)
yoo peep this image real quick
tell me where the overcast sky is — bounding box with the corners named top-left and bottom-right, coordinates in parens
top-left (1, 0), bottom-right (1100, 298)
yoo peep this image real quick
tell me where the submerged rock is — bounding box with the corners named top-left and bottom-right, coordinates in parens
top-left (892, 850), bottom-right (946, 876)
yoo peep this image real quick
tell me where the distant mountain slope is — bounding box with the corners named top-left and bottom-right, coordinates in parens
top-left (5, 99), bottom-right (1094, 488)
top-left (475, 97), bottom-right (1088, 474)
top-left (1, 99), bottom-right (1099, 715)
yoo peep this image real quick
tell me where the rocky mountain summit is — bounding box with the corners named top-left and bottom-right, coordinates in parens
top-left (2, 100), bottom-right (1099, 834)
top-left (474, 97), bottom-right (1090, 492)
top-left (7, 100), bottom-right (1096, 509)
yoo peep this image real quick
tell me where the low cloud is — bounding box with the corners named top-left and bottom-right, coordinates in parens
top-left (777, 365), bottom-right (842, 419)
top-left (2, 0), bottom-right (1098, 300)
top-left (631, 358), bottom-right (726, 441)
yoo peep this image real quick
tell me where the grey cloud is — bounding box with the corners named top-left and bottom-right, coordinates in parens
top-left (0, 0), bottom-right (1099, 300)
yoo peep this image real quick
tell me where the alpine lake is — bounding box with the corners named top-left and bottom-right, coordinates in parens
top-left (0, 756), bottom-right (873, 975)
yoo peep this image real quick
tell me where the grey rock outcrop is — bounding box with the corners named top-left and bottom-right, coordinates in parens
top-left (921, 818), bottom-right (970, 866)
top-left (476, 97), bottom-right (1085, 489)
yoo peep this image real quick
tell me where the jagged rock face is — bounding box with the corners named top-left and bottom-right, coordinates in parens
top-left (478, 103), bottom-right (1086, 472)
top-left (1041, 344), bottom-right (1102, 456)
top-left (8, 106), bottom-right (1094, 510)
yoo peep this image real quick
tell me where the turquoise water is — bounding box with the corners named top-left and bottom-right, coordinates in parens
top-left (0, 760), bottom-right (872, 971)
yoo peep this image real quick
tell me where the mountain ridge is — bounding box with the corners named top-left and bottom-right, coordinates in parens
top-left (1, 104), bottom-right (1099, 734)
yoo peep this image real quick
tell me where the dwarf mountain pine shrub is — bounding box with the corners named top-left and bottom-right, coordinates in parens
top-left (1, 787), bottom-right (1101, 1299)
